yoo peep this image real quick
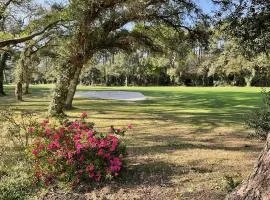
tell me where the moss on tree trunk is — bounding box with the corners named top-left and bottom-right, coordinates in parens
top-left (49, 54), bottom-right (85, 116)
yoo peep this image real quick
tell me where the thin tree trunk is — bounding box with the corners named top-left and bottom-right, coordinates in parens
top-left (125, 75), bottom-right (128, 87)
top-left (15, 82), bottom-right (23, 101)
top-left (15, 54), bottom-right (25, 101)
top-left (65, 66), bottom-right (82, 110)
top-left (0, 66), bottom-right (5, 95)
top-left (24, 82), bottom-right (30, 94)
top-left (0, 52), bottom-right (8, 96)
top-left (226, 134), bottom-right (270, 200)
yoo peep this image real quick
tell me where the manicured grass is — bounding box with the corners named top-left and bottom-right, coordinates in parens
top-left (0, 85), bottom-right (266, 199)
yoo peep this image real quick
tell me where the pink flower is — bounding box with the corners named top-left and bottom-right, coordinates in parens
top-left (109, 165), bottom-right (121, 172)
top-left (38, 143), bottom-right (44, 150)
top-left (104, 153), bottom-right (110, 159)
top-left (32, 149), bottom-right (39, 156)
top-left (87, 131), bottom-right (93, 138)
top-left (98, 139), bottom-right (109, 148)
top-left (59, 127), bottom-right (65, 136)
top-left (72, 121), bottom-right (80, 129)
top-left (86, 164), bottom-right (95, 173)
top-left (89, 172), bottom-right (94, 178)
top-left (40, 119), bottom-right (49, 127)
top-left (128, 124), bottom-right (133, 129)
top-left (47, 140), bottom-right (60, 150)
top-left (81, 112), bottom-right (88, 119)
top-left (73, 134), bottom-right (81, 141)
top-left (109, 135), bottom-right (118, 152)
top-left (109, 157), bottom-right (122, 172)
top-left (95, 171), bottom-right (101, 182)
top-left (28, 127), bottom-right (35, 133)
top-left (88, 137), bottom-right (97, 148)
top-left (110, 144), bottom-right (117, 152)
top-left (75, 142), bottom-right (83, 154)
top-left (53, 133), bottom-right (60, 140)
top-left (79, 155), bottom-right (85, 162)
top-left (97, 149), bottom-right (104, 156)
top-left (109, 126), bottom-right (114, 132)
top-left (45, 128), bottom-right (52, 137)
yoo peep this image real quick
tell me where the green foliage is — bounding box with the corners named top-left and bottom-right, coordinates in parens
top-left (216, 0), bottom-right (270, 55)
top-left (0, 108), bottom-right (39, 147)
top-left (0, 162), bottom-right (34, 200)
top-left (246, 89), bottom-right (270, 140)
top-left (221, 175), bottom-right (242, 192)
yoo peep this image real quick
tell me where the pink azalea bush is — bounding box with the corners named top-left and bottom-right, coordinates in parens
top-left (28, 113), bottom-right (130, 186)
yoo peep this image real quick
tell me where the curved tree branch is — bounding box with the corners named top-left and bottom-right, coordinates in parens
top-left (0, 20), bottom-right (61, 48)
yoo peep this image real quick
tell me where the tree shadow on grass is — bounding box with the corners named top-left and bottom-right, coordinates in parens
top-left (42, 160), bottom-right (214, 200)
top-left (128, 142), bottom-right (263, 158)
top-left (74, 160), bottom-right (212, 195)
top-left (118, 160), bottom-right (212, 187)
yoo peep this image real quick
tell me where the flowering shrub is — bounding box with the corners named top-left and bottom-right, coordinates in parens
top-left (28, 113), bottom-right (129, 186)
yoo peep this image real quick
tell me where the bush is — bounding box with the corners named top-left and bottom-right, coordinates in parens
top-left (0, 163), bottom-right (34, 200)
top-left (221, 175), bottom-right (242, 192)
top-left (246, 89), bottom-right (270, 140)
top-left (0, 109), bottom-right (39, 147)
top-left (28, 112), bottom-right (129, 186)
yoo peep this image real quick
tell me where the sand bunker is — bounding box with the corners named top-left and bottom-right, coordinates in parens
top-left (75, 91), bottom-right (146, 101)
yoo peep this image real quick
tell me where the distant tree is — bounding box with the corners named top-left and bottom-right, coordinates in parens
top-left (0, 50), bottom-right (10, 95)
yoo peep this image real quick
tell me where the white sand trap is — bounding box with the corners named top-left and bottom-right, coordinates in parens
top-left (75, 91), bottom-right (146, 101)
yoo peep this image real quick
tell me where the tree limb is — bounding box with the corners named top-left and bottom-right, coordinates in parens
top-left (0, 20), bottom-right (61, 48)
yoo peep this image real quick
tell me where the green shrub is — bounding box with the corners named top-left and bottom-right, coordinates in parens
top-left (246, 89), bottom-right (270, 140)
top-left (221, 175), bottom-right (242, 192)
top-left (0, 109), bottom-right (39, 147)
top-left (0, 159), bottom-right (34, 200)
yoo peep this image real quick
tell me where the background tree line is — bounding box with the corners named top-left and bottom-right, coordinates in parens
top-left (3, 24), bottom-right (270, 88)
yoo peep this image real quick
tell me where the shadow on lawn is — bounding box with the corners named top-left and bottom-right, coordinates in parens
top-left (119, 160), bottom-right (211, 187)
top-left (129, 142), bottom-right (263, 157)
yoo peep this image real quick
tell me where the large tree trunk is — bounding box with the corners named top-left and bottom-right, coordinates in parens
top-left (226, 134), bottom-right (270, 200)
top-left (65, 66), bottom-right (82, 110)
top-left (48, 62), bottom-right (77, 116)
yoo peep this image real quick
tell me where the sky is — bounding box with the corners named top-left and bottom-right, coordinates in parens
top-left (196, 0), bottom-right (219, 14)
top-left (35, 0), bottom-right (218, 15)
top-left (34, 0), bottom-right (219, 30)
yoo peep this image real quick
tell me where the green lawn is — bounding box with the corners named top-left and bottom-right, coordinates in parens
top-left (0, 85), bottom-right (266, 199)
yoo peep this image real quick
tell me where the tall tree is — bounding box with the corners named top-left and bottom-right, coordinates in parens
top-left (214, 1), bottom-right (270, 199)
top-left (0, 0), bottom-right (64, 96)
top-left (49, 0), bottom-right (205, 116)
